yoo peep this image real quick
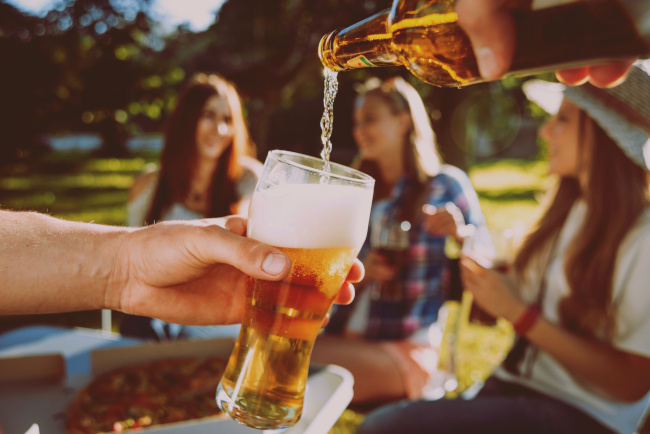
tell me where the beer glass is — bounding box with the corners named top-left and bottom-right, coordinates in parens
top-left (216, 150), bottom-right (374, 430)
top-left (369, 215), bottom-right (410, 300)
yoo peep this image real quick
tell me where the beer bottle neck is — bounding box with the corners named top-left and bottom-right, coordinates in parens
top-left (319, 9), bottom-right (401, 72)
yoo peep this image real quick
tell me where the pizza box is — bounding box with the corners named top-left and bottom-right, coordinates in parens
top-left (0, 336), bottom-right (354, 434)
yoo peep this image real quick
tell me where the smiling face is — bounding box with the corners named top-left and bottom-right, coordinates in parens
top-left (539, 98), bottom-right (592, 184)
top-left (352, 94), bottom-right (410, 164)
top-left (195, 95), bottom-right (234, 161)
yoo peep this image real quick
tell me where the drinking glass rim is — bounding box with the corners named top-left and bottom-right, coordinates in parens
top-left (268, 150), bottom-right (375, 185)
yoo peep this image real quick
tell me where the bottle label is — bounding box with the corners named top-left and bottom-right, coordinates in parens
top-left (346, 55), bottom-right (376, 68)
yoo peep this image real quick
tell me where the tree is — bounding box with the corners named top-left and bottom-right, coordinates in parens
top-left (0, 0), bottom-right (542, 165)
top-left (173, 0), bottom-right (393, 159)
top-left (0, 0), bottom-right (178, 159)
top-left (0, 2), bottom-right (57, 159)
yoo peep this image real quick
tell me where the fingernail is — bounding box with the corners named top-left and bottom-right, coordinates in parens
top-left (262, 252), bottom-right (288, 276)
top-left (476, 47), bottom-right (499, 79)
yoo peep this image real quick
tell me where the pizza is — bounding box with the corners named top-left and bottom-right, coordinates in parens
top-left (66, 356), bottom-right (229, 434)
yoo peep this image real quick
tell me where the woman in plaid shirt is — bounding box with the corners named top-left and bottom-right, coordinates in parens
top-left (311, 76), bottom-right (491, 404)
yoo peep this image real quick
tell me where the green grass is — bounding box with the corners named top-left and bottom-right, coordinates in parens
top-left (0, 154), bottom-right (550, 334)
top-left (469, 158), bottom-right (548, 233)
top-left (0, 153), bottom-right (158, 226)
top-left (0, 154), bottom-right (549, 228)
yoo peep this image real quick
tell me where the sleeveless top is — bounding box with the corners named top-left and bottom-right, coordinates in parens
top-left (494, 202), bottom-right (650, 433)
top-left (127, 155), bottom-right (262, 226)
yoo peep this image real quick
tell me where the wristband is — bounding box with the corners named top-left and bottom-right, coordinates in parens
top-left (513, 305), bottom-right (540, 336)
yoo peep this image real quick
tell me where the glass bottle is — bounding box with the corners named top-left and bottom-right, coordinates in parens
top-left (319, 0), bottom-right (650, 87)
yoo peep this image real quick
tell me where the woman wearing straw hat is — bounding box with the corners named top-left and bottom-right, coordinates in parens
top-left (357, 65), bottom-right (650, 434)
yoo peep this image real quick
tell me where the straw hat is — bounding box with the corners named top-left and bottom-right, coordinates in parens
top-left (522, 64), bottom-right (650, 171)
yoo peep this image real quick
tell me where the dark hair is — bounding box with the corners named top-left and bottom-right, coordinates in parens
top-left (146, 74), bottom-right (255, 223)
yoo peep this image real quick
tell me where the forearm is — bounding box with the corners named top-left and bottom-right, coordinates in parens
top-left (0, 210), bottom-right (129, 315)
top-left (513, 312), bottom-right (650, 401)
top-left (463, 256), bottom-right (650, 401)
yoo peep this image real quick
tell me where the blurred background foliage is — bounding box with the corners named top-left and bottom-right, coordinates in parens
top-left (0, 0), bottom-right (552, 165)
top-left (0, 0), bottom-right (553, 334)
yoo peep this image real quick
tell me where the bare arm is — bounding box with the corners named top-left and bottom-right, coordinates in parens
top-left (520, 309), bottom-right (650, 402)
top-left (460, 256), bottom-right (650, 402)
top-left (0, 210), bottom-right (125, 314)
top-left (0, 210), bottom-right (362, 325)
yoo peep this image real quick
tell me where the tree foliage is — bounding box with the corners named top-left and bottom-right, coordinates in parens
top-left (0, 0), bottom-right (536, 165)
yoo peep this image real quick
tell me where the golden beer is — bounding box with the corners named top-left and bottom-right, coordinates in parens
top-left (217, 246), bottom-right (358, 428)
top-left (216, 151), bottom-right (374, 430)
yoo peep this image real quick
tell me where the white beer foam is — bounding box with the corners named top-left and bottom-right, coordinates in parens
top-left (247, 183), bottom-right (372, 249)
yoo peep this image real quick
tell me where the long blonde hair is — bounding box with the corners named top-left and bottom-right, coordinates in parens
top-left (514, 110), bottom-right (648, 339)
top-left (354, 77), bottom-right (442, 207)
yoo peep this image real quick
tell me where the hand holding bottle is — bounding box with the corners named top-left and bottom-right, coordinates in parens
top-left (455, 0), bottom-right (638, 87)
top-left (320, 0), bottom-right (647, 87)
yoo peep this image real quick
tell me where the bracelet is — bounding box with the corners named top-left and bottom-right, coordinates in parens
top-left (513, 305), bottom-right (540, 336)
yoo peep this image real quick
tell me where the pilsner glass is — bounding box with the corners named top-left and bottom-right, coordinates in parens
top-left (216, 150), bottom-right (374, 430)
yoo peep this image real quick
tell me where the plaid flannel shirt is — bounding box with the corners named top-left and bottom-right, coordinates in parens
top-left (327, 165), bottom-right (489, 340)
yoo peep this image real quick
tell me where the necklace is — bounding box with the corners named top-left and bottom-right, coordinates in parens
top-left (189, 191), bottom-right (205, 203)
top-left (185, 190), bottom-right (209, 214)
